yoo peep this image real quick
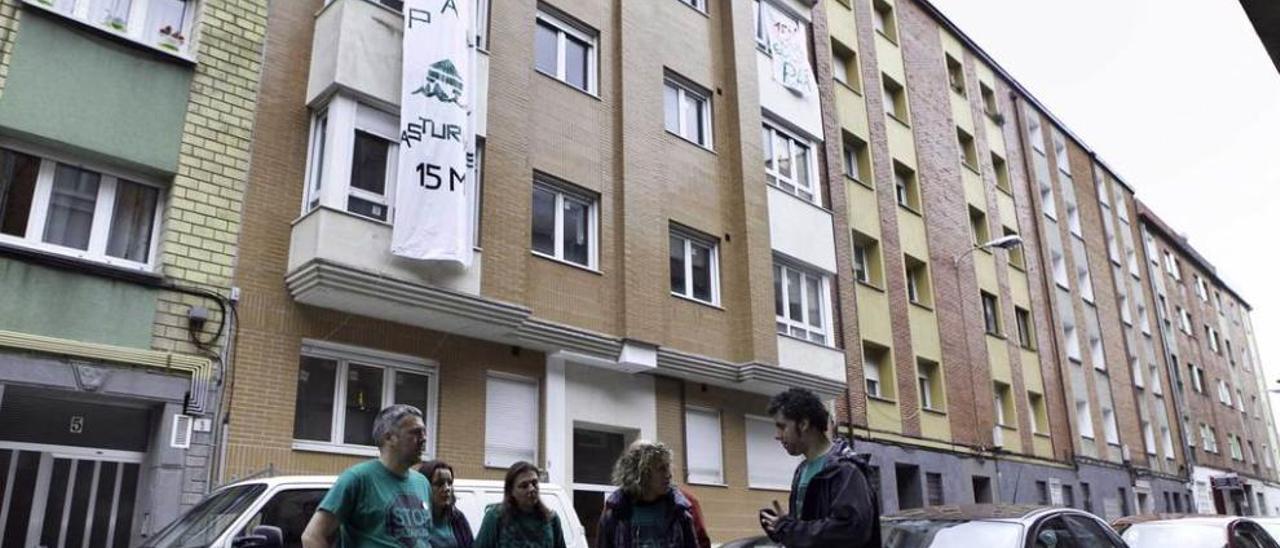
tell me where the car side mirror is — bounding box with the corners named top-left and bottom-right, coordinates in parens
top-left (232, 525), bottom-right (284, 548)
top-left (1036, 530), bottom-right (1058, 547)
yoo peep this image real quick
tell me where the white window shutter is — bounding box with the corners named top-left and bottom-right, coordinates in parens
top-left (684, 408), bottom-right (723, 484)
top-left (485, 375), bottom-right (539, 468)
top-left (171, 414), bottom-right (193, 449)
top-left (746, 416), bottom-right (800, 489)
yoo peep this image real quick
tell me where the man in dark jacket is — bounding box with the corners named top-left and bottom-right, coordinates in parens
top-left (760, 388), bottom-right (880, 548)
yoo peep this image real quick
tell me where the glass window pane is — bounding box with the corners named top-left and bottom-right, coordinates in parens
top-left (0, 148), bottom-right (41, 237)
top-left (775, 134), bottom-right (792, 179)
top-left (535, 22), bottom-right (558, 75)
top-left (347, 195), bottom-right (387, 222)
top-left (806, 275), bottom-right (822, 329)
top-left (786, 269), bottom-right (802, 322)
top-left (670, 235), bottom-right (686, 295)
top-left (691, 242), bottom-right (711, 301)
top-left (531, 186), bottom-right (556, 255)
top-left (344, 364), bottom-right (384, 446)
top-left (88, 0), bottom-right (132, 30)
top-left (308, 115), bottom-right (327, 210)
top-left (564, 35), bottom-right (589, 90)
top-left (664, 84), bottom-right (680, 135)
top-left (350, 131), bottom-right (389, 196)
top-left (773, 264), bottom-right (783, 317)
top-left (146, 0), bottom-right (192, 51)
top-left (795, 143), bottom-right (810, 191)
top-left (684, 93), bottom-right (703, 144)
top-left (106, 180), bottom-right (159, 263)
top-left (43, 164), bottom-right (101, 250)
top-left (762, 127), bottom-right (774, 173)
top-left (293, 357), bottom-right (337, 442)
top-left (394, 371), bottom-right (430, 418)
top-left (562, 196), bottom-right (590, 266)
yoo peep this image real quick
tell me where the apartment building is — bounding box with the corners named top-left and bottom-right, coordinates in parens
top-left (1137, 203), bottom-right (1280, 515)
top-left (0, 0), bottom-right (266, 545)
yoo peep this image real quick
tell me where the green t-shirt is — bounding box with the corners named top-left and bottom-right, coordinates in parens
top-left (318, 460), bottom-right (434, 548)
top-left (474, 505), bottom-right (566, 548)
top-left (629, 500), bottom-right (669, 548)
top-left (795, 455), bottom-right (826, 517)
top-left (428, 514), bottom-right (456, 548)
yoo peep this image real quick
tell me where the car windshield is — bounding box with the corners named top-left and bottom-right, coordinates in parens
top-left (1258, 522), bottom-right (1280, 543)
top-left (883, 518), bottom-right (1023, 548)
top-left (1122, 523), bottom-right (1225, 548)
top-left (141, 484), bottom-right (268, 548)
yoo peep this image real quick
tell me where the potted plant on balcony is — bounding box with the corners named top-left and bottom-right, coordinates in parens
top-left (158, 25), bottom-right (186, 51)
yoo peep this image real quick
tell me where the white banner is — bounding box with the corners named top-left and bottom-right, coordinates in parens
top-left (766, 8), bottom-right (814, 96)
top-left (393, 0), bottom-right (475, 266)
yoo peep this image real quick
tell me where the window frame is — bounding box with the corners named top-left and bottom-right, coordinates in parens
top-left (842, 133), bottom-right (872, 185)
top-left (535, 7), bottom-right (599, 95)
top-left (0, 141), bottom-right (167, 272)
top-left (1015, 307), bottom-right (1036, 350)
top-left (871, 0), bottom-right (897, 43)
top-left (917, 358), bottom-right (942, 411)
top-left (676, 0), bottom-right (706, 13)
top-left (669, 225), bottom-right (721, 306)
top-left (774, 259), bottom-right (832, 346)
top-left (484, 372), bottom-right (541, 468)
top-left (893, 161), bottom-right (921, 212)
top-left (663, 74), bottom-right (714, 149)
top-left (530, 175), bottom-right (599, 270)
top-left (881, 74), bottom-right (909, 124)
top-left (762, 122), bottom-right (820, 204)
top-left (291, 339), bottom-right (440, 458)
top-left (26, 0), bottom-right (202, 58)
top-left (684, 406), bottom-right (725, 485)
top-left (981, 291), bottom-right (1002, 336)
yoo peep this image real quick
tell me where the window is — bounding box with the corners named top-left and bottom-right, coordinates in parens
top-left (882, 74), bottom-right (908, 122)
top-left (1218, 380), bottom-right (1232, 405)
top-left (1190, 364), bottom-right (1204, 394)
top-left (348, 130), bottom-right (395, 222)
top-left (981, 291), bottom-right (1001, 335)
top-left (980, 82), bottom-right (1000, 119)
top-left (851, 231), bottom-right (883, 286)
top-left (904, 254), bottom-right (932, 307)
top-left (1077, 264), bottom-right (1095, 302)
top-left (1142, 420), bottom-right (1156, 455)
top-left (1076, 399), bottom-right (1094, 439)
top-left (1230, 434), bottom-right (1244, 461)
top-left (893, 161), bottom-right (921, 211)
top-left (863, 342), bottom-right (893, 399)
top-left (1053, 134), bottom-right (1071, 175)
top-left (685, 407), bottom-right (723, 484)
top-left (1202, 424), bottom-right (1218, 453)
top-left (762, 123), bottom-right (818, 203)
top-left (774, 260), bottom-right (830, 344)
top-left (485, 374), bottom-right (539, 467)
top-left (676, 0), bottom-right (705, 12)
top-left (240, 488), bottom-right (328, 547)
top-left (926, 472), bottom-right (944, 506)
top-left (1029, 392), bottom-right (1049, 434)
top-left (944, 54), bottom-right (965, 94)
top-left (36, 0), bottom-right (200, 55)
top-left (831, 40), bottom-right (861, 91)
top-left (531, 175), bottom-right (598, 269)
top-left (0, 146), bottom-right (163, 270)
top-left (535, 8), bottom-right (597, 93)
top-left (1178, 307), bottom-right (1192, 334)
top-left (1195, 275), bottom-right (1208, 300)
top-left (957, 128), bottom-right (978, 171)
top-left (993, 382), bottom-right (1013, 426)
top-left (669, 226), bottom-right (720, 305)
top-left (872, 0), bottom-right (897, 42)
top-left (1102, 407), bottom-right (1119, 445)
top-left (664, 74), bottom-right (712, 148)
top-left (1064, 322), bottom-right (1081, 362)
top-left (1162, 425), bottom-right (1174, 459)
top-left (969, 206), bottom-right (990, 247)
top-left (292, 341), bottom-right (437, 455)
top-left (1016, 307), bottom-right (1036, 350)
top-left (1003, 227), bottom-right (1025, 268)
top-left (745, 415), bottom-right (799, 489)
top-left (1051, 247), bottom-right (1069, 288)
top-left (992, 153), bottom-right (1011, 193)
top-left (917, 358), bottom-right (941, 410)
top-left (753, 0), bottom-right (801, 51)
top-left (1207, 326), bottom-right (1221, 354)
top-left (843, 133), bottom-right (871, 184)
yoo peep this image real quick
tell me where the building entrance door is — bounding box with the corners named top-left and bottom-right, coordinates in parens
top-left (0, 443), bottom-right (144, 548)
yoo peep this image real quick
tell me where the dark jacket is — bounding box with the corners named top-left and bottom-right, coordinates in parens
top-left (766, 438), bottom-right (881, 548)
top-left (442, 506), bottom-right (475, 548)
top-left (597, 487), bottom-right (700, 548)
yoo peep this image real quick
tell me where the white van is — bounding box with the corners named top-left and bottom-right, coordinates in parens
top-left (140, 475), bottom-right (589, 548)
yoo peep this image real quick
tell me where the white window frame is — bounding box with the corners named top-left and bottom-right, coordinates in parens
top-left (670, 226), bottom-right (721, 305)
top-left (26, 0), bottom-right (201, 57)
top-left (291, 339), bottom-right (440, 458)
top-left (774, 259), bottom-right (832, 346)
top-left (684, 406), bottom-right (724, 485)
top-left (0, 141), bottom-right (166, 272)
top-left (664, 76), bottom-right (714, 149)
top-left (863, 356), bottom-right (881, 398)
top-left (535, 8), bottom-right (598, 95)
top-left (484, 372), bottom-right (540, 468)
top-left (1076, 399), bottom-right (1095, 439)
top-left (762, 122), bottom-right (820, 204)
top-left (1102, 407), bottom-right (1120, 445)
top-left (676, 0), bottom-right (706, 13)
top-left (993, 384), bottom-right (1009, 426)
top-left (303, 96), bottom-right (414, 225)
top-left (1191, 365), bottom-right (1204, 393)
top-left (531, 176), bottom-right (599, 270)
top-left (918, 363), bottom-right (936, 410)
top-left (744, 414), bottom-right (799, 490)
top-left (852, 239), bottom-right (869, 284)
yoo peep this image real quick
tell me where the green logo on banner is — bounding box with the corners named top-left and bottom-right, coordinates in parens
top-left (413, 59), bottom-right (465, 106)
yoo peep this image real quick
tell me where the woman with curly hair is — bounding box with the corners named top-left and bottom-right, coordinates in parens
top-left (474, 461), bottom-right (567, 548)
top-left (597, 440), bottom-right (699, 548)
top-left (416, 460), bottom-right (475, 548)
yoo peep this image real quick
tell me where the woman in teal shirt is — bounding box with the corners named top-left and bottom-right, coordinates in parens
top-left (474, 461), bottom-right (567, 548)
top-left (417, 460), bottom-right (474, 548)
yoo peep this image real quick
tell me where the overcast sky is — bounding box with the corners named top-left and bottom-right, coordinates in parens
top-left (929, 0), bottom-right (1280, 388)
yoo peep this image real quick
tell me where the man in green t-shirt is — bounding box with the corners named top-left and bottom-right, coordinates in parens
top-left (303, 404), bottom-right (434, 548)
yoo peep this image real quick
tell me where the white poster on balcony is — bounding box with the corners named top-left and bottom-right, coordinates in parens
top-left (765, 8), bottom-right (813, 96)
top-left (392, 0), bottom-right (475, 266)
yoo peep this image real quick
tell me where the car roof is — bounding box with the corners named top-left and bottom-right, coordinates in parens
top-left (884, 504), bottom-right (1066, 522)
top-left (1119, 515), bottom-right (1246, 528)
top-left (217, 475), bottom-right (511, 491)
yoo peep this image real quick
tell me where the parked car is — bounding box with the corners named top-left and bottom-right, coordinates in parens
top-left (882, 504), bottom-right (1128, 547)
top-left (1253, 517), bottom-right (1280, 543)
top-left (139, 475), bottom-right (588, 548)
top-left (1114, 514), bottom-right (1279, 548)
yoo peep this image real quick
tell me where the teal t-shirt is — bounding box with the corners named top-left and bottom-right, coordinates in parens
top-left (629, 500), bottom-right (669, 548)
top-left (428, 514), bottom-right (456, 548)
top-left (474, 505), bottom-right (566, 548)
top-left (318, 460), bottom-right (434, 548)
top-left (795, 455), bottom-right (826, 517)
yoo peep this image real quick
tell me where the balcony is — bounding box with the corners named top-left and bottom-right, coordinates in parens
top-left (766, 186), bottom-right (837, 273)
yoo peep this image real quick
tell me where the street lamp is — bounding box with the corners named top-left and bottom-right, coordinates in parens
top-left (953, 235), bottom-right (1024, 449)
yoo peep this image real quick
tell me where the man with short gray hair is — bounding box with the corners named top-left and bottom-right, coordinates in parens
top-left (303, 404), bottom-right (433, 548)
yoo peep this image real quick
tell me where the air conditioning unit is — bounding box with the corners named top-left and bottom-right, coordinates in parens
top-left (171, 414), bottom-right (193, 449)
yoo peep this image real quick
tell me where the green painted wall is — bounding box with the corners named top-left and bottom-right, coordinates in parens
top-left (0, 257), bottom-right (157, 349)
top-left (0, 12), bottom-right (192, 174)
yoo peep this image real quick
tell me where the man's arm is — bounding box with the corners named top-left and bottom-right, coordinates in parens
top-left (301, 509), bottom-right (340, 548)
top-left (774, 467), bottom-right (877, 548)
